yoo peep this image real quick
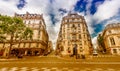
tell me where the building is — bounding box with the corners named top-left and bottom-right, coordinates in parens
top-left (1, 12), bottom-right (49, 57)
top-left (47, 41), bottom-right (53, 53)
top-left (56, 13), bottom-right (93, 55)
top-left (101, 23), bottom-right (120, 55)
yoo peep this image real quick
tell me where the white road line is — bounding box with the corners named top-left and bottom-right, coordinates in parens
top-left (20, 67), bottom-right (28, 71)
top-left (0, 67), bottom-right (119, 71)
top-left (107, 68), bottom-right (115, 71)
top-left (31, 67), bottom-right (39, 71)
top-left (9, 67), bottom-right (18, 71)
top-left (0, 67), bottom-right (8, 71)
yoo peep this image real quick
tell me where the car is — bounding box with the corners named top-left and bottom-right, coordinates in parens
top-left (93, 51), bottom-right (98, 56)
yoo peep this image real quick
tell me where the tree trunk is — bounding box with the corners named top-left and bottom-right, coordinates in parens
top-left (7, 34), bottom-right (14, 58)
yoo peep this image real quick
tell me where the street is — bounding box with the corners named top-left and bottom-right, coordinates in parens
top-left (0, 53), bottom-right (120, 71)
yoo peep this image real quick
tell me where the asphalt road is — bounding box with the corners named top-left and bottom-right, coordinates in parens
top-left (0, 55), bottom-right (120, 71)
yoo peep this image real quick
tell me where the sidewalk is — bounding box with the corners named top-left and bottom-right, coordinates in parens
top-left (57, 54), bottom-right (120, 62)
top-left (57, 55), bottom-right (86, 61)
top-left (0, 56), bottom-right (24, 61)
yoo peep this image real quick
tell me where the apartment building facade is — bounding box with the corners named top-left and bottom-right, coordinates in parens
top-left (56, 13), bottom-right (93, 55)
top-left (101, 23), bottom-right (120, 55)
top-left (1, 12), bottom-right (49, 57)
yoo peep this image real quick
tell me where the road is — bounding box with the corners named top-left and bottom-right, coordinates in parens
top-left (0, 53), bottom-right (120, 71)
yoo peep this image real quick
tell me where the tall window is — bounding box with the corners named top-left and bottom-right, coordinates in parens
top-left (67, 24), bottom-right (69, 28)
top-left (78, 24), bottom-right (80, 27)
top-left (79, 34), bottom-right (81, 39)
top-left (110, 37), bottom-right (115, 45)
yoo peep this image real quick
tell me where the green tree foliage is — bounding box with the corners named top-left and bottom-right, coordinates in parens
top-left (97, 35), bottom-right (106, 52)
top-left (0, 15), bottom-right (33, 57)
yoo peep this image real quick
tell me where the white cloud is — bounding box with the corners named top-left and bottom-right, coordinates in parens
top-left (0, 0), bottom-right (18, 16)
top-left (84, 15), bottom-right (95, 34)
top-left (93, 0), bottom-right (120, 23)
top-left (92, 36), bottom-right (97, 48)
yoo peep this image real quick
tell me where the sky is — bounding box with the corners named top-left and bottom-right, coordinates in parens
top-left (0, 0), bottom-right (120, 48)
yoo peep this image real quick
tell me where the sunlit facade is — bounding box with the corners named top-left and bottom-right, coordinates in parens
top-left (1, 12), bottom-right (49, 56)
top-left (56, 13), bottom-right (93, 55)
top-left (101, 23), bottom-right (120, 55)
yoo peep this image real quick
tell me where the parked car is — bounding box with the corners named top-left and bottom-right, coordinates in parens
top-left (93, 51), bottom-right (98, 56)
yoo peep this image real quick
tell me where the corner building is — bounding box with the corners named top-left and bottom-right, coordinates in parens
top-left (56, 13), bottom-right (92, 55)
top-left (1, 12), bottom-right (49, 56)
top-left (101, 23), bottom-right (120, 55)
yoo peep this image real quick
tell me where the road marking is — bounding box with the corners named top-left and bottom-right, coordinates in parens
top-left (31, 67), bottom-right (39, 71)
top-left (9, 67), bottom-right (18, 71)
top-left (0, 67), bottom-right (8, 71)
top-left (20, 67), bottom-right (28, 71)
top-left (0, 67), bottom-right (119, 71)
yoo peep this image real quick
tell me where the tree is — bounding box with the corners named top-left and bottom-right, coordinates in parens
top-left (97, 35), bottom-right (106, 53)
top-left (0, 15), bottom-right (33, 58)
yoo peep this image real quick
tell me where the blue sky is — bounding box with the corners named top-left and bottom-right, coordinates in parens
top-left (0, 0), bottom-right (120, 46)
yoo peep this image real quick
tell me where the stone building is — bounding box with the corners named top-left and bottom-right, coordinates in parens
top-left (56, 13), bottom-right (93, 55)
top-left (100, 23), bottom-right (120, 55)
top-left (47, 41), bottom-right (53, 53)
top-left (1, 12), bottom-right (49, 56)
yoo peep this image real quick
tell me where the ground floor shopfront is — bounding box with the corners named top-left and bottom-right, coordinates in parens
top-left (11, 48), bottom-right (46, 56)
top-left (0, 40), bottom-right (48, 57)
top-left (110, 47), bottom-right (120, 55)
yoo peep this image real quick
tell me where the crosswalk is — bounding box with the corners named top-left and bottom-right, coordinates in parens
top-left (0, 67), bottom-right (119, 71)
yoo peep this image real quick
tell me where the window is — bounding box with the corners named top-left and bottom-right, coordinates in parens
top-left (108, 30), bottom-right (112, 33)
top-left (84, 41), bottom-right (87, 45)
top-left (28, 21), bottom-right (31, 24)
top-left (69, 19), bottom-right (72, 22)
top-left (84, 34), bottom-right (86, 38)
top-left (67, 36), bottom-right (70, 39)
top-left (24, 21), bottom-right (26, 24)
top-left (78, 19), bottom-right (81, 22)
top-left (113, 49), bottom-right (117, 53)
top-left (110, 37), bottom-right (115, 45)
top-left (78, 24), bottom-right (80, 27)
top-left (65, 20), bottom-right (67, 23)
top-left (67, 47), bottom-right (71, 53)
top-left (79, 40), bottom-right (82, 45)
top-left (79, 34), bottom-right (81, 39)
top-left (68, 41), bottom-right (70, 45)
top-left (74, 19), bottom-right (78, 22)
top-left (67, 24), bottom-right (69, 28)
